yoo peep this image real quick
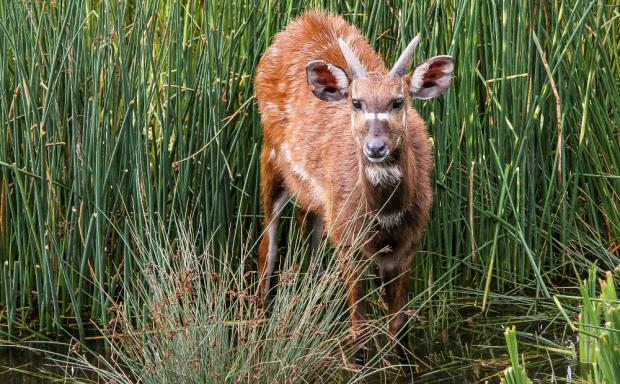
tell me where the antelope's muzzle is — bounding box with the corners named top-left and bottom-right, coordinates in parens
top-left (364, 138), bottom-right (388, 162)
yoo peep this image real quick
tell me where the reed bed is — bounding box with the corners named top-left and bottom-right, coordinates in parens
top-left (0, 0), bottom-right (619, 381)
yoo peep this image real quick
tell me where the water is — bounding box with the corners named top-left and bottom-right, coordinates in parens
top-left (0, 337), bottom-right (107, 383)
top-left (1, 341), bottom-right (572, 384)
top-left (0, 316), bottom-right (576, 383)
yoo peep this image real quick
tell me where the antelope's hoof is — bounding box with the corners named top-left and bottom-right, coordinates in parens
top-left (397, 348), bottom-right (410, 364)
top-left (353, 348), bottom-right (368, 366)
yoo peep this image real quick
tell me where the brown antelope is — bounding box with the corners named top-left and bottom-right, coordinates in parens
top-left (255, 11), bottom-right (454, 363)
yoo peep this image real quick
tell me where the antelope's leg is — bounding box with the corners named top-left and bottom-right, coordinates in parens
top-left (310, 215), bottom-right (324, 253)
top-left (295, 208), bottom-right (324, 254)
top-left (294, 207), bottom-right (311, 237)
top-left (380, 255), bottom-right (414, 361)
top-left (258, 147), bottom-right (288, 301)
top-left (342, 252), bottom-right (368, 365)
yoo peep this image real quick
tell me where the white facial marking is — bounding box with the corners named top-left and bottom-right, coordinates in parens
top-left (364, 112), bottom-right (389, 121)
top-left (269, 148), bottom-right (276, 161)
top-left (365, 164), bottom-right (402, 186)
top-left (376, 210), bottom-right (405, 228)
top-left (281, 144), bottom-right (324, 203)
top-left (376, 113), bottom-right (389, 120)
top-left (364, 153), bottom-right (389, 163)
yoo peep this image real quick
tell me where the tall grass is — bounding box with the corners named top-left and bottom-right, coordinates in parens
top-left (0, 0), bottom-right (618, 369)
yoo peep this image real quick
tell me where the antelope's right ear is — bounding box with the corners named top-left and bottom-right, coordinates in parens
top-left (410, 56), bottom-right (454, 99)
top-left (306, 60), bottom-right (349, 102)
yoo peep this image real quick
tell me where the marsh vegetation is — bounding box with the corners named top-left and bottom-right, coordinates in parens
top-left (0, 0), bottom-right (619, 382)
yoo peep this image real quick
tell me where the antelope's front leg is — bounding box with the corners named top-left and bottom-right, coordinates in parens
top-left (342, 253), bottom-right (369, 366)
top-left (379, 254), bottom-right (414, 361)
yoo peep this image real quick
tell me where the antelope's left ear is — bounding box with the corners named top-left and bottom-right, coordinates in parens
top-left (409, 56), bottom-right (454, 99)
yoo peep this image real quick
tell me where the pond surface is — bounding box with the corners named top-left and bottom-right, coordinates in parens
top-left (0, 318), bottom-right (575, 383)
top-left (0, 336), bottom-right (107, 383)
top-left (0, 342), bottom-right (573, 384)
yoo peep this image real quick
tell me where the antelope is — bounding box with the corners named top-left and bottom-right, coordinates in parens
top-left (255, 11), bottom-right (454, 363)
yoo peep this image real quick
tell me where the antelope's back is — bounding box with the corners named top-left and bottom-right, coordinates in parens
top-left (255, 11), bottom-right (384, 127)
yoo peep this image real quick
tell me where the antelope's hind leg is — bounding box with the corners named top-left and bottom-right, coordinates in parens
top-left (294, 208), bottom-right (325, 254)
top-left (257, 146), bottom-right (288, 302)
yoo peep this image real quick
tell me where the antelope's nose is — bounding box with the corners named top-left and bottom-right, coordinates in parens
top-left (364, 138), bottom-right (388, 161)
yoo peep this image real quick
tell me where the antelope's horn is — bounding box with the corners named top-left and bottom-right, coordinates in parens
top-left (338, 38), bottom-right (367, 79)
top-left (389, 34), bottom-right (420, 78)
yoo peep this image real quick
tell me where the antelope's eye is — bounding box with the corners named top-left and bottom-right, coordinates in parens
top-left (392, 98), bottom-right (404, 110)
top-left (352, 99), bottom-right (362, 110)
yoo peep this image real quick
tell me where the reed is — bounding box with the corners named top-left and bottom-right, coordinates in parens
top-left (501, 326), bottom-right (533, 384)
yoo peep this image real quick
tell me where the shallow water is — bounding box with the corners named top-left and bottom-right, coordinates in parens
top-left (0, 342), bottom-right (572, 384)
top-left (0, 337), bottom-right (107, 383)
top-left (0, 314), bottom-right (575, 384)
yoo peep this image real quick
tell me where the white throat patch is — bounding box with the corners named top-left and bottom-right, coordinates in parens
top-left (365, 164), bottom-right (402, 186)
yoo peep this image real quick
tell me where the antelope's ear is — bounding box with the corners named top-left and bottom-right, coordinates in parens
top-left (410, 56), bottom-right (454, 99)
top-left (306, 60), bottom-right (349, 102)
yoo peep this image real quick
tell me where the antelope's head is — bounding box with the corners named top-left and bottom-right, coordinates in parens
top-left (306, 35), bottom-right (454, 164)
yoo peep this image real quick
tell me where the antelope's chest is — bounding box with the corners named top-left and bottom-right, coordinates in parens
top-left (363, 211), bottom-right (416, 257)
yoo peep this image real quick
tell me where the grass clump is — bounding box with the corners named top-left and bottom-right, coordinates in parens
top-left (79, 219), bottom-right (408, 383)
